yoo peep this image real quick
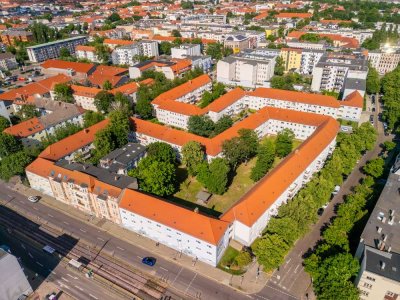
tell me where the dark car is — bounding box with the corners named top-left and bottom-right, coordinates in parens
top-left (142, 257), bottom-right (156, 266)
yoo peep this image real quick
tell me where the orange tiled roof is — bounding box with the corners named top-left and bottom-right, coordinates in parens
top-left (4, 117), bottom-right (44, 137)
top-left (104, 39), bottom-right (135, 46)
top-left (342, 91), bottom-right (363, 108)
top-left (221, 112), bottom-right (339, 226)
top-left (320, 19), bottom-right (352, 24)
top-left (72, 85), bottom-right (101, 98)
top-left (76, 45), bottom-right (96, 52)
top-left (41, 60), bottom-right (95, 74)
top-left (119, 189), bottom-right (230, 245)
top-left (39, 119), bottom-right (110, 161)
top-left (248, 88), bottom-right (340, 108)
top-left (0, 74), bottom-right (71, 102)
top-left (276, 12), bottom-right (312, 19)
top-left (207, 88), bottom-right (245, 113)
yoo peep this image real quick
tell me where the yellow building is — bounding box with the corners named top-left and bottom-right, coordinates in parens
top-left (280, 48), bottom-right (303, 72)
top-left (265, 28), bottom-right (278, 38)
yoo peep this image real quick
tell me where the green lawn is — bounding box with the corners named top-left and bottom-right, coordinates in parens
top-left (172, 136), bottom-right (304, 213)
top-left (217, 246), bottom-right (246, 275)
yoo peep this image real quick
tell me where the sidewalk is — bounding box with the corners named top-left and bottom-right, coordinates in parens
top-left (12, 183), bottom-right (269, 295)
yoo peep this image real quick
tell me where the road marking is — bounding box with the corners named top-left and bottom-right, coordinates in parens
top-left (97, 237), bottom-right (104, 241)
top-left (48, 214), bottom-right (54, 218)
top-left (36, 261), bottom-right (43, 267)
top-left (116, 246), bottom-right (124, 251)
top-left (89, 294), bottom-right (98, 299)
top-left (171, 267), bottom-right (184, 286)
top-left (63, 221), bottom-right (69, 225)
top-left (57, 281), bottom-right (70, 290)
top-left (74, 285), bottom-right (83, 291)
top-left (185, 273), bottom-right (198, 295)
top-left (67, 273), bottom-right (78, 279)
top-left (28, 252), bottom-right (33, 258)
top-left (286, 258), bottom-right (292, 264)
top-left (160, 267), bottom-right (168, 272)
top-left (49, 270), bottom-right (56, 275)
top-left (80, 229), bottom-right (87, 233)
top-left (137, 255), bottom-right (143, 259)
top-left (33, 207), bottom-right (38, 211)
top-left (254, 295), bottom-right (271, 300)
top-left (293, 264), bottom-right (300, 273)
top-left (61, 277), bottom-right (69, 282)
top-left (264, 284), bottom-right (298, 300)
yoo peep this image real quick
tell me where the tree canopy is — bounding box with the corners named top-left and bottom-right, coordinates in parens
top-left (275, 129), bottom-right (295, 158)
top-left (182, 141), bottom-right (205, 176)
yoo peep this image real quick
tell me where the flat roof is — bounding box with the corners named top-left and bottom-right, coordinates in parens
top-left (27, 36), bottom-right (86, 49)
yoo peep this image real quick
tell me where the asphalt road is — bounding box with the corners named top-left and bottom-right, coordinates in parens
top-left (0, 224), bottom-right (126, 300)
top-left (265, 95), bottom-right (390, 299)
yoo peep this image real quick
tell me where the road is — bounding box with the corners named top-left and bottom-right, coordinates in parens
top-left (1, 185), bottom-right (285, 300)
top-left (265, 94), bottom-right (390, 299)
top-left (0, 224), bottom-right (126, 300)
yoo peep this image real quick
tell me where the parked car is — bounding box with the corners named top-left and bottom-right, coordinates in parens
top-left (142, 257), bottom-right (156, 266)
top-left (28, 196), bottom-right (39, 203)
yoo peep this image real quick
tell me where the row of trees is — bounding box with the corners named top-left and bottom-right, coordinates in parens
top-left (304, 155), bottom-right (385, 299)
top-left (252, 123), bottom-right (377, 272)
top-left (362, 26), bottom-right (400, 50)
top-left (381, 65), bottom-right (400, 130)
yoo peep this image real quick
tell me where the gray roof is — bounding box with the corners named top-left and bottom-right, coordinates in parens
top-left (37, 100), bottom-right (84, 129)
top-left (56, 160), bottom-right (138, 190)
top-left (344, 78), bottom-right (366, 92)
top-left (0, 249), bottom-right (32, 299)
top-left (360, 166), bottom-right (400, 254)
top-left (364, 246), bottom-right (400, 282)
top-left (26, 36), bottom-right (86, 50)
top-left (0, 52), bottom-right (15, 60)
top-left (100, 142), bottom-right (146, 173)
top-left (316, 52), bottom-right (368, 71)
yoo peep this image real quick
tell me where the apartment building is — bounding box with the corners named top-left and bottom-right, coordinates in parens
top-left (217, 48), bottom-right (279, 87)
top-left (223, 34), bottom-right (250, 53)
top-left (280, 48), bottom-right (302, 72)
top-left (181, 14), bottom-right (227, 25)
top-left (129, 59), bottom-right (192, 80)
top-left (171, 44), bottom-right (201, 59)
top-left (0, 29), bottom-right (33, 46)
top-left (27, 36), bottom-right (88, 63)
top-left (40, 59), bottom-right (96, 81)
top-left (286, 40), bottom-right (328, 50)
top-left (72, 85), bottom-right (101, 111)
top-left (4, 101), bottom-right (84, 147)
top-left (311, 52), bottom-right (368, 95)
top-left (368, 49), bottom-right (400, 75)
top-left (354, 155), bottom-right (400, 300)
top-left (0, 52), bottom-right (18, 71)
top-left (276, 12), bottom-right (312, 23)
top-left (300, 49), bottom-right (325, 75)
top-left (75, 45), bottom-right (104, 63)
top-left (111, 41), bottom-right (159, 66)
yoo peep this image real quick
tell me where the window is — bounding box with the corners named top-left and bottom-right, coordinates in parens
top-left (366, 276), bottom-right (375, 282)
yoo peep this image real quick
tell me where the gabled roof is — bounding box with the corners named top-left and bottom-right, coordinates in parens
top-left (4, 117), bottom-right (44, 137)
top-left (248, 88), bottom-right (340, 108)
top-left (276, 12), bottom-right (312, 19)
top-left (72, 85), bottom-right (102, 98)
top-left (342, 91), bottom-right (363, 108)
top-left (119, 189), bottom-right (230, 245)
top-left (39, 119), bottom-right (109, 161)
top-left (104, 39), bottom-right (135, 46)
top-left (41, 60), bottom-right (95, 74)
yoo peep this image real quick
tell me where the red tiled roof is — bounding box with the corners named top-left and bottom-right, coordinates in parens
top-left (72, 85), bottom-right (101, 98)
top-left (342, 91), bottom-right (363, 108)
top-left (4, 117), bottom-right (44, 137)
top-left (276, 12), bottom-right (312, 19)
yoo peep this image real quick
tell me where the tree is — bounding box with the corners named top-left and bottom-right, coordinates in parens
top-left (146, 142), bottom-right (176, 164)
top-left (0, 116), bottom-right (10, 131)
top-left (383, 140), bottom-right (396, 152)
top-left (16, 104), bottom-right (40, 121)
top-left (251, 140), bottom-right (275, 181)
top-left (188, 115), bottom-right (215, 137)
top-left (94, 91), bottom-right (114, 113)
top-left (135, 97), bottom-right (153, 119)
top-left (363, 157), bottom-right (384, 178)
top-left (222, 130), bottom-right (258, 169)
top-left (274, 56), bottom-right (285, 76)
top-left (366, 66), bottom-right (380, 94)
top-left (213, 116), bottom-right (233, 136)
top-left (206, 43), bottom-right (225, 60)
top-left (112, 92), bottom-right (132, 114)
top-left (0, 151), bottom-right (32, 181)
top-left (197, 158), bottom-right (230, 195)
top-left (275, 129), bottom-right (294, 158)
top-left (238, 129), bottom-right (258, 161)
top-left (91, 127), bottom-right (115, 163)
top-left (130, 156), bottom-right (176, 196)
top-left (59, 47), bottom-right (71, 59)
top-left (83, 111), bottom-right (105, 128)
top-left (199, 91), bottom-right (213, 108)
top-left (95, 44), bottom-right (110, 63)
top-left (54, 83), bottom-right (74, 103)
top-left (233, 251), bottom-right (252, 267)
top-left (182, 141), bottom-right (204, 176)
top-left (107, 13), bottom-right (121, 22)
top-left (0, 133), bottom-right (22, 158)
top-left (109, 110), bottom-right (130, 149)
top-left (253, 234), bottom-right (289, 271)
top-left (172, 29), bottom-right (181, 37)
top-left (103, 80), bottom-right (113, 91)
top-left (160, 41), bottom-right (172, 55)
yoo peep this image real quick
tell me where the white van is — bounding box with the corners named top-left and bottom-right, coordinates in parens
top-left (42, 245), bottom-right (55, 254)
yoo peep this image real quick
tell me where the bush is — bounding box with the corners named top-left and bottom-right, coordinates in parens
top-left (233, 251), bottom-right (252, 267)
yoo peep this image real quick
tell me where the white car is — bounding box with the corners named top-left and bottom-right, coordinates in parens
top-left (28, 196), bottom-right (39, 203)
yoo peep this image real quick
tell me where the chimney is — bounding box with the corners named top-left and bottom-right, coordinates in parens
top-left (194, 207), bottom-right (199, 213)
top-left (84, 128), bottom-right (89, 133)
top-left (114, 175), bottom-right (119, 181)
top-left (381, 261), bottom-right (386, 270)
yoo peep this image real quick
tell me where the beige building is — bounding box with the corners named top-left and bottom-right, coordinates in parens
top-left (223, 35), bottom-right (250, 53)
